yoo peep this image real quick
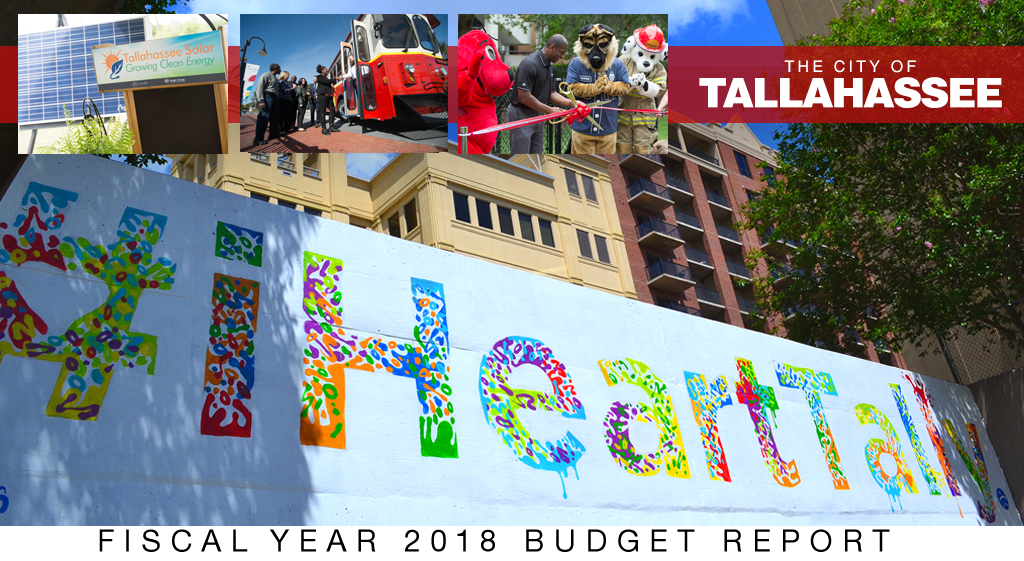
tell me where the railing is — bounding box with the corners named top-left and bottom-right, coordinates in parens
top-left (685, 247), bottom-right (711, 266)
top-left (675, 210), bottom-right (701, 229)
top-left (695, 286), bottom-right (722, 305)
top-left (646, 259), bottom-right (692, 282)
top-left (658, 300), bottom-right (702, 317)
top-left (636, 218), bottom-right (681, 240)
top-left (208, 159), bottom-right (217, 172)
top-left (706, 190), bottom-right (730, 207)
top-left (770, 263), bottom-right (794, 279)
top-left (627, 178), bottom-right (670, 201)
top-left (874, 339), bottom-right (892, 354)
top-left (716, 224), bottom-right (740, 242)
top-left (737, 297), bottom-right (758, 313)
top-left (668, 139), bottom-right (682, 151)
top-left (278, 160), bottom-right (296, 172)
top-left (664, 173), bottom-right (691, 193)
top-left (725, 259), bottom-right (750, 277)
top-left (688, 148), bottom-right (720, 166)
top-left (621, 153), bottom-right (663, 164)
top-left (250, 153), bottom-right (269, 163)
top-left (303, 166), bottom-right (320, 179)
top-left (196, 173), bottom-right (205, 184)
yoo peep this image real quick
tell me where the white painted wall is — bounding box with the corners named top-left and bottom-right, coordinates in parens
top-left (0, 156), bottom-right (1019, 526)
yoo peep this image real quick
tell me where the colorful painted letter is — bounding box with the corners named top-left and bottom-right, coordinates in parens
top-left (598, 358), bottom-right (689, 478)
top-left (0, 199), bottom-right (175, 421)
top-left (735, 359), bottom-right (800, 487)
top-left (902, 372), bottom-right (961, 497)
top-left (776, 363), bottom-right (849, 490)
top-left (855, 403), bottom-right (917, 511)
top-left (890, 383), bottom-right (944, 496)
top-left (0, 182), bottom-right (78, 270)
top-left (299, 251), bottom-right (458, 457)
top-left (214, 221), bottom-right (264, 267)
top-left (479, 337), bottom-right (586, 498)
top-left (684, 371), bottom-right (733, 482)
top-left (942, 420), bottom-right (997, 523)
top-left (201, 274), bottom-right (259, 438)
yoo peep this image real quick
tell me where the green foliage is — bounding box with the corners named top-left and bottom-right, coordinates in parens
top-left (493, 14), bottom-right (668, 50)
top-left (743, 0), bottom-right (1024, 359)
top-left (36, 105), bottom-right (137, 156)
top-left (798, 0), bottom-right (1024, 46)
top-left (98, 154), bottom-right (169, 168)
top-left (118, 0), bottom-right (190, 14)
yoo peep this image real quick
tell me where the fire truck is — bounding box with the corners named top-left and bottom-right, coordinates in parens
top-left (328, 14), bottom-right (447, 124)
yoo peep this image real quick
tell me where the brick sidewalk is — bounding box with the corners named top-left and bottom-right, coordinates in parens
top-left (240, 114), bottom-right (446, 153)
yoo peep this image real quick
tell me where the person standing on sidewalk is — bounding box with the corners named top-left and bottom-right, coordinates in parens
top-left (277, 71), bottom-right (296, 133)
top-left (314, 64), bottom-right (340, 136)
top-left (295, 78), bottom-right (309, 131)
top-left (252, 63), bottom-right (281, 146)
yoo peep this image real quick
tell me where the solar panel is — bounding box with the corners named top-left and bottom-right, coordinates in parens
top-left (18, 18), bottom-right (146, 125)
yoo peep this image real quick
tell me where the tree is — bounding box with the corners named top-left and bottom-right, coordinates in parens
top-left (118, 0), bottom-right (189, 13)
top-left (742, 0), bottom-right (1024, 358)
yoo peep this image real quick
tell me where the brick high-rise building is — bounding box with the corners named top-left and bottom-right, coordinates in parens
top-left (607, 121), bottom-right (911, 371)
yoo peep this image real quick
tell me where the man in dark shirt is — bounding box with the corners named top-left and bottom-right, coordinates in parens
top-left (253, 63), bottom-right (280, 146)
top-left (506, 35), bottom-right (578, 154)
top-left (314, 64), bottom-right (340, 136)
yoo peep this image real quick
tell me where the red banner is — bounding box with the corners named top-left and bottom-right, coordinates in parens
top-left (228, 46), bottom-right (240, 124)
top-left (669, 46), bottom-right (1024, 123)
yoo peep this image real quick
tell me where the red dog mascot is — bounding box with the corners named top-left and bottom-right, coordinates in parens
top-left (458, 30), bottom-right (514, 154)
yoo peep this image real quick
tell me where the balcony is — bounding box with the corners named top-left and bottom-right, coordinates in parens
top-left (657, 299), bottom-right (702, 317)
top-left (646, 259), bottom-right (696, 292)
top-left (771, 263), bottom-right (794, 287)
top-left (278, 159), bottom-right (296, 172)
top-left (250, 153), bottom-right (269, 164)
top-left (619, 153), bottom-right (664, 176)
top-left (664, 173), bottom-right (693, 204)
top-left (705, 190), bottom-right (732, 220)
top-left (737, 297), bottom-right (758, 315)
top-left (636, 218), bottom-right (683, 252)
top-left (674, 210), bottom-right (703, 241)
top-left (760, 227), bottom-right (802, 255)
top-left (303, 166), bottom-right (321, 179)
top-left (725, 259), bottom-right (750, 280)
top-left (695, 286), bottom-right (725, 318)
top-left (685, 247), bottom-right (715, 279)
top-left (688, 148), bottom-right (720, 167)
top-left (627, 178), bottom-right (673, 212)
top-left (716, 224), bottom-right (743, 249)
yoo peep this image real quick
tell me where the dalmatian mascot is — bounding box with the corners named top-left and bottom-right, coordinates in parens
top-left (565, 24), bottom-right (631, 154)
top-left (617, 25), bottom-right (667, 154)
top-left (458, 29), bottom-right (514, 154)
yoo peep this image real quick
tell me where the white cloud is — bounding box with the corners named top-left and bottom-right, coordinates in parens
top-left (669, 0), bottom-right (751, 27)
top-left (347, 153), bottom-right (399, 180)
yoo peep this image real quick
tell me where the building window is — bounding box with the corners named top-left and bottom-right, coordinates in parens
top-left (577, 230), bottom-right (593, 259)
top-left (304, 207), bottom-right (322, 217)
top-left (746, 189), bottom-right (759, 202)
top-left (387, 213), bottom-right (401, 237)
top-left (250, 192), bottom-right (270, 202)
top-left (594, 235), bottom-right (610, 263)
top-left (453, 192), bottom-right (471, 223)
top-left (497, 205), bottom-right (514, 236)
top-left (581, 175), bottom-right (597, 203)
top-left (278, 199), bottom-right (296, 209)
top-left (564, 169), bottom-right (580, 197)
top-left (519, 212), bottom-right (535, 242)
top-left (404, 199), bottom-right (418, 232)
top-left (278, 154), bottom-right (296, 172)
top-left (476, 199), bottom-right (493, 230)
top-left (208, 153), bottom-right (218, 172)
top-left (735, 152), bottom-right (751, 178)
top-left (303, 154), bottom-right (321, 179)
top-left (538, 219), bottom-right (555, 248)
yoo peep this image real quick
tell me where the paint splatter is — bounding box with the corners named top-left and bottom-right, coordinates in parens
top-left (685, 371), bottom-right (733, 482)
top-left (942, 420), bottom-right (997, 523)
top-left (598, 358), bottom-right (689, 478)
top-left (776, 363), bottom-right (849, 490)
top-left (890, 382), bottom-right (944, 495)
top-left (735, 358), bottom-right (800, 487)
top-left (855, 403), bottom-right (917, 512)
top-left (201, 274), bottom-right (259, 438)
top-left (0, 182), bottom-right (78, 270)
top-left (214, 221), bottom-right (264, 267)
top-left (479, 336), bottom-right (586, 498)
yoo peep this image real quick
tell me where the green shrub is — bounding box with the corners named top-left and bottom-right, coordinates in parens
top-left (36, 104), bottom-right (136, 155)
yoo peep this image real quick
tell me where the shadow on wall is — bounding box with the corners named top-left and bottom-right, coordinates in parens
top-left (970, 368), bottom-right (1024, 518)
top-left (926, 373), bottom-right (1021, 525)
top-left (0, 155), bottom-right (317, 525)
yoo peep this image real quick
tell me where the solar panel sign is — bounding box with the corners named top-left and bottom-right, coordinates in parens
top-left (91, 30), bottom-right (226, 92)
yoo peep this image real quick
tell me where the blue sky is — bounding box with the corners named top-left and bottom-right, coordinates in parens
top-left (152, 0), bottom-right (788, 177)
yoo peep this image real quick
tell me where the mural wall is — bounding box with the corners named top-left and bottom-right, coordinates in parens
top-left (0, 156), bottom-right (1019, 526)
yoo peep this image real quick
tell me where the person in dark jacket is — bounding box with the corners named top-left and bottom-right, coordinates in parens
top-left (277, 71), bottom-right (296, 133)
top-left (295, 78), bottom-right (309, 131)
top-left (252, 63), bottom-right (281, 146)
top-left (314, 64), bottom-right (340, 135)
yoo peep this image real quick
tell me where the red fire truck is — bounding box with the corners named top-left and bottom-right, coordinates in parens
top-left (329, 14), bottom-right (447, 124)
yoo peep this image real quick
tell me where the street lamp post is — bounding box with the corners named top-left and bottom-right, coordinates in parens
top-left (240, 37), bottom-right (267, 114)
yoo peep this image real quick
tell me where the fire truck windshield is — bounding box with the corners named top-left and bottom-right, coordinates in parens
top-left (380, 15), bottom-right (416, 50)
top-left (412, 15), bottom-right (437, 53)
